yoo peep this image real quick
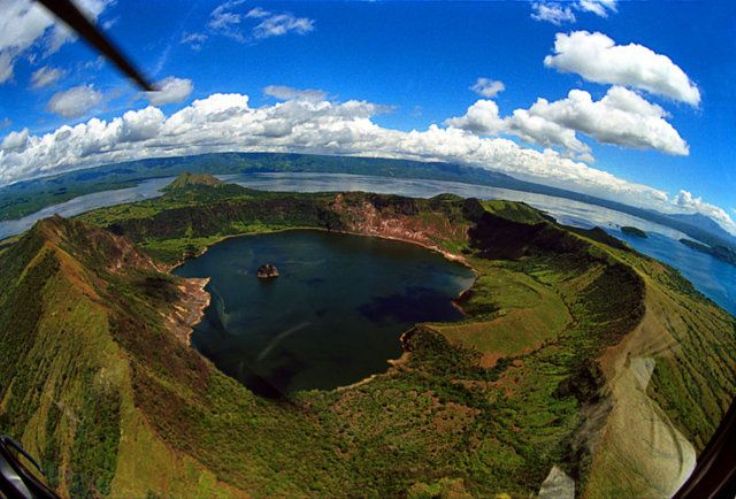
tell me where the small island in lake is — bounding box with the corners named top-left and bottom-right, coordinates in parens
top-left (621, 226), bottom-right (648, 238)
top-left (256, 263), bottom-right (280, 279)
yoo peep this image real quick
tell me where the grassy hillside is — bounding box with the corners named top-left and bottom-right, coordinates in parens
top-left (0, 217), bottom-right (246, 497)
top-left (0, 177), bottom-right (734, 497)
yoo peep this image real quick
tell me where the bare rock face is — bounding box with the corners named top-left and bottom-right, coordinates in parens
top-left (256, 263), bottom-right (279, 279)
top-left (538, 466), bottom-right (575, 499)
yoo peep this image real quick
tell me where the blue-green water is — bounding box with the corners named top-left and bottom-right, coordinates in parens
top-left (174, 230), bottom-right (475, 396)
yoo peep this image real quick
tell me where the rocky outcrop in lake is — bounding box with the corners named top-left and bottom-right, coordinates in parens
top-left (257, 263), bottom-right (279, 279)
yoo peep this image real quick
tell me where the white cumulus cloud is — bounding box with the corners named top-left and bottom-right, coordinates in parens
top-left (470, 78), bottom-right (505, 98)
top-left (505, 108), bottom-right (592, 159)
top-left (145, 77), bottom-right (194, 106)
top-left (47, 84), bottom-right (102, 118)
top-left (1, 128), bottom-right (30, 152)
top-left (544, 31), bottom-right (701, 106)
top-left (446, 86), bottom-right (687, 158)
top-left (512, 86), bottom-right (688, 156)
top-left (119, 106), bottom-right (165, 142)
top-left (445, 100), bottom-right (505, 135)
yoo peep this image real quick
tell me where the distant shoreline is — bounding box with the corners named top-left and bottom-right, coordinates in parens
top-left (2, 152), bottom-right (734, 253)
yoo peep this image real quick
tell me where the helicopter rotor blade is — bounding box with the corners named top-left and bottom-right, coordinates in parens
top-left (36, 0), bottom-right (155, 91)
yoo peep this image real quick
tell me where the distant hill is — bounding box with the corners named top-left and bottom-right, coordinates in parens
top-left (680, 238), bottom-right (736, 266)
top-left (164, 172), bottom-right (224, 191)
top-left (668, 213), bottom-right (736, 246)
top-left (1, 152), bottom-right (734, 252)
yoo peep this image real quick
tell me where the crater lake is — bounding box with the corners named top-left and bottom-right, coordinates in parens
top-left (174, 230), bottom-right (475, 396)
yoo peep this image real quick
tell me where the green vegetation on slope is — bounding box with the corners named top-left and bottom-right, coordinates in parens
top-left (163, 172), bottom-right (224, 191)
top-left (481, 199), bottom-right (552, 225)
top-left (0, 177), bottom-right (734, 497)
top-left (0, 218), bottom-right (252, 497)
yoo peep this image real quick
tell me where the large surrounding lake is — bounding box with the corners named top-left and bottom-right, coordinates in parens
top-left (0, 177), bottom-right (172, 240)
top-left (2, 171), bottom-right (734, 315)
top-left (174, 230), bottom-right (475, 395)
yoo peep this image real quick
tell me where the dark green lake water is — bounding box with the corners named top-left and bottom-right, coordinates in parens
top-left (174, 230), bottom-right (475, 396)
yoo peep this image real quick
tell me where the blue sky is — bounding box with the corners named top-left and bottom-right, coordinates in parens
top-left (0, 0), bottom-right (734, 232)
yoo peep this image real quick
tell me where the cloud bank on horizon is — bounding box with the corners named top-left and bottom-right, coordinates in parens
top-left (0, 0), bottom-right (733, 235)
top-left (2, 90), bottom-right (734, 235)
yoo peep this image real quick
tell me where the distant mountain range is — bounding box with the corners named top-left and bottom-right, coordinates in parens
top-left (1, 152), bottom-right (734, 251)
top-left (668, 213), bottom-right (736, 245)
